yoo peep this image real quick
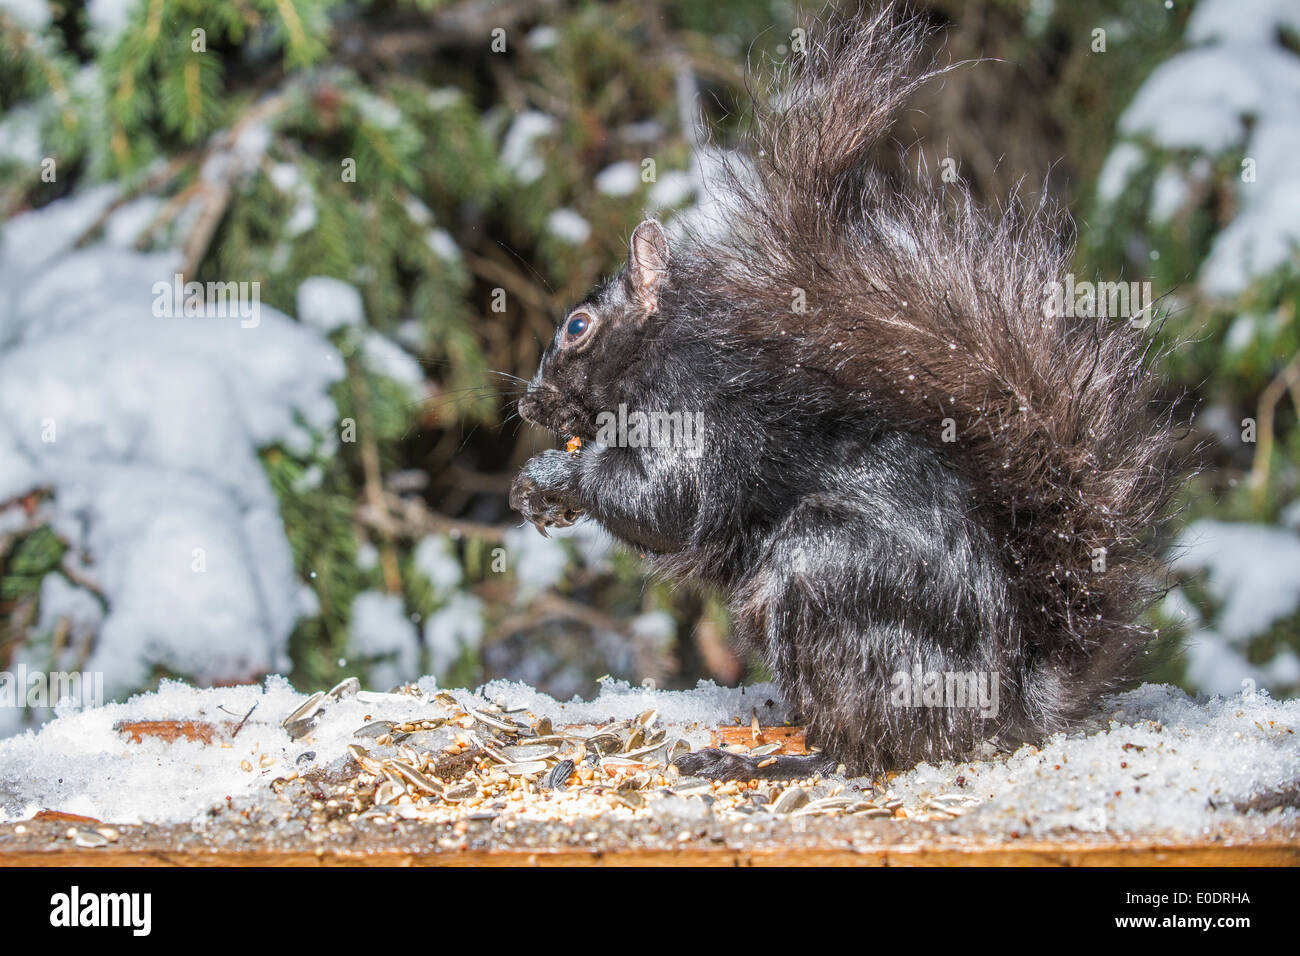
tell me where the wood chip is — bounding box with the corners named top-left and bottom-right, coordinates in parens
top-left (114, 720), bottom-right (236, 744)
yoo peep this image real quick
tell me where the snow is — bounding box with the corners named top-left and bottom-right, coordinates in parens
top-left (503, 523), bottom-right (570, 600)
top-left (526, 25), bottom-right (560, 50)
top-left (545, 208), bottom-right (590, 244)
top-left (423, 592), bottom-right (484, 677)
top-left (360, 330), bottom-right (425, 398)
top-left (1172, 520), bottom-right (1300, 644)
top-left (631, 610), bottom-right (675, 641)
top-left (1224, 313), bottom-right (1261, 353)
top-left (0, 0), bottom-right (50, 30)
top-left (352, 91), bottom-right (402, 131)
top-left (1169, 520), bottom-right (1300, 696)
top-left (663, 146), bottom-right (751, 243)
top-left (1183, 628), bottom-right (1299, 698)
top-left (594, 161), bottom-right (642, 197)
top-left (1199, 123), bottom-right (1300, 295)
top-left (462, 676), bottom-right (788, 728)
top-left (102, 195), bottom-right (161, 247)
top-left (1149, 166), bottom-right (1191, 222)
top-left (1196, 403), bottom-right (1242, 450)
top-left (553, 520), bottom-right (616, 573)
top-left (425, 228), bottom-right (461, 263)
top-left (348, 591), bottom-right (418, 690)
top-left (85, 0), bottom-right (134, 47)
top-left (0, 183), bottom-right (116, 289)
top-left (1185, 0), bottom-right (1300, 45)
top-left (1282, 499), bottom-right (1300, 532)
top-left (1096, 143), bottom-right (1144, 204)
top-left (1119, 47), bottom-right (1286, 153)
top-left (296, 276), bottom-right (365, 332)
top-left (500, 111), bottom-right (556, 184)
top-left (426, 88), bottom-right (463, 111)
top-left (618, 120), bottom-right (666, 144)
top-left (400, 200), bottom-right (463, 263)
top-left (631, 611), bottom-right (676, 652)
top-left (0, 187), bottom-right (345, 712)
top-left (887, 683), bottom-right (1300, 838)
top-left (40, 575), bottom-right (105, 650)
top-left (0, 677), bottom-right (1294, 839)
top-left (412, 534), bottom-right (462, 592)
top-left (648, 169), bottom-right (696, 210)
top-left (400, 194), bottom-right (433, 227)
top-left (291, 463), bottom-right (323, 493)
top-left (269, 163), bottom-right (317, 237)
top-left (356, 541), bottom-right (379, 571)
top-left (0, 105), bottom-right (44, 165)
top-left (199, 122), bottom-right (271, 186)
top-left (1109, 0), bottom-right (1300, 296)
top-left (0, 679), bottom-right (306, 824)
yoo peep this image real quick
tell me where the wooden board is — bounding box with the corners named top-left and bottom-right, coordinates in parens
top-left (5, 717), bottom-right (1294, 866)
top-left (3, 836), bottom-right (1297, 866)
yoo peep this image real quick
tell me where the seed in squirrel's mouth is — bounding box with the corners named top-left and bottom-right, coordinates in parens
top-left (565, 436), bottom-right (582, 454)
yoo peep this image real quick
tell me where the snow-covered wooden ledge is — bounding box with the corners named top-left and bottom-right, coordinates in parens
top-left (4, 821), bottom-right (1297, 866)
top-left (1, 678), bottom-right (1297, 866)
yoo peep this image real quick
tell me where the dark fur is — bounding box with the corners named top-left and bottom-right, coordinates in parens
top-left (511, 5), bottom-right (1179, 777)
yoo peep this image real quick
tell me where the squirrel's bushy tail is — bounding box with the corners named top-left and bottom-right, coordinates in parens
top-left (690, 3), bottom-right (1179, 716)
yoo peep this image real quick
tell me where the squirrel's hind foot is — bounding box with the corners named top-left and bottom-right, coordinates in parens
top-left (672, 748), bottom-right (839, 782)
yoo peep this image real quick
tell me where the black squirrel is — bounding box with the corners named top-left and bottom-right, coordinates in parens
top-left (509, 5), bottom-right (1178, 779)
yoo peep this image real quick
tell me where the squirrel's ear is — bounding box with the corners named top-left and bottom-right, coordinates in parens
top-left (627, 219), bottom-right (669, 313)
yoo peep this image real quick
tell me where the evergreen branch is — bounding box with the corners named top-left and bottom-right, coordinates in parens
top-left (0, 12), bottom-right (79, 133)
top-left (339, 0), bottom-right (562, 62)
top-left (462, 248), bottom-right (557, 316)
top-left (72, 151), bottom-right (200, 248)
top-left (360, 491), bottom-right (512, 545)
top-left (172, 93), bottom-right (288, 274)
top-left (179, 181), bottom-right (232, 277)
top-left (272, 0), bottom-right (308, 50)
top-left (143, 0), bottom-right (165, 44)
top-left (183, 56), bottom-right (202, 133)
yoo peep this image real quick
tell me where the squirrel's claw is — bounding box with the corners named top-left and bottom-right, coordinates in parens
top-left (510, 462), bottom-right (582, 537)
top-left (532, 509), bottom-right (582, 538)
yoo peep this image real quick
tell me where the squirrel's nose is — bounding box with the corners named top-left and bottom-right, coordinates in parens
top-left (517, 390), bottom-right (539, 424)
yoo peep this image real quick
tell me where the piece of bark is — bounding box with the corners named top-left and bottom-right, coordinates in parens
top-left (114, 720), bottom-right (239, 744)
top-left (710, 725), bottom-right (808, 754)
top-left (31, 809), bottom-right (102, 825)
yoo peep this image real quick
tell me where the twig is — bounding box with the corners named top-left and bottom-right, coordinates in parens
top-left (59, 562), bottom-right (108, 606)
top-left (177, 94), bottom-right (289, 276)
top-left (463, 249), bottom-right (557, 316)
top-left (359, 492), bottom-right (512, 544)
top-left (340, 0), bottom-right (562, 61)
top-left (231, 703), bottom-right (258, 739)
top-left (489, 593), bottom-right (672, 685)
top-left (491, 593), bottom-right (630, 643)
top-left (1249, 348), bottom-right (1300, 505)
top-left (347, 359), bottom-right (405, 594)
top-left (445, 463), bottom-right (514, 495)
top-left (73, 151), bottom-right (199, 249)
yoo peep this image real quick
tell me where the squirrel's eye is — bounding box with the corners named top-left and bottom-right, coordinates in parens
top-left (564, 313), bottom-right (591, 342)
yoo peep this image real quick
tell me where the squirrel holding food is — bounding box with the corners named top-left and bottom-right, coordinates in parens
top-left (509, 5), bottom-right (1179, 779)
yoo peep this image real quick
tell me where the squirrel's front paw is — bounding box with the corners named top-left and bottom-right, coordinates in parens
top-left (509, 451), bottom-right (583, 537)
